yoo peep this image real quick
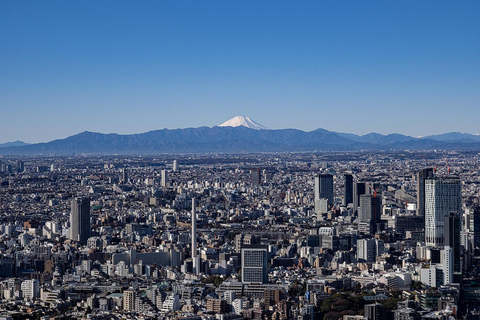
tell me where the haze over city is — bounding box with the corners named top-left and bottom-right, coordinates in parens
top-left (1, 1), bottom-right (479, 143)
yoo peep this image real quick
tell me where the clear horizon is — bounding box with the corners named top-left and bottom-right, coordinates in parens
top-left (1, 1), bottom-right (479, 143)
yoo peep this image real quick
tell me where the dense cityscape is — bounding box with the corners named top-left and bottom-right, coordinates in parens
top-left (0, 151), bottom-right (479, 320)
top-left (2, 1), bottom-right (478, 320)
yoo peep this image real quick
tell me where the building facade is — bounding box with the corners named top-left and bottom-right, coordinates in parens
top-left (69, 197), bottom-right (91, 244)
top-left (424, 177), bottom-right (461, 247)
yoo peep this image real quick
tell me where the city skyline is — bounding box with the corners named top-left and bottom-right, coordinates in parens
top-left (0, 150), bottom-right (479, 317)
top-left (1, 1), bottom-right (479, 143)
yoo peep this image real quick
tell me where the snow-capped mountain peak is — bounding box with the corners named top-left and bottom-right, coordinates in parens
top-left (218, 116), bottom-right (269, 130)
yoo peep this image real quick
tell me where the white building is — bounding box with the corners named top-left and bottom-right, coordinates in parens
top-left (224, 290), bottom-right (236, 304)
top-left (161, 293), bottom-right (180, 312)
top-left (442, 246), bottom-right (453, 285)
top-left (123, 290), bottom-right (136, 312)
top-left (232, 298), bottom-right (244, 315)
top-left (420, 265), bottom-right (442, 287)
top-left (161, 169), bottom-right (168, 187)
top-left (424, 177), bottom-right (461, 247)
top-left (21, 279), bottom-right (40, 300)
top-left (357, 239), bottom-right (376, 262)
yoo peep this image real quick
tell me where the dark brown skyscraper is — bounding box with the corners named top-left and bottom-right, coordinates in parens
top-left (344, 174), bottom-right (353, 206)
top-left (251, 168), bottom-right (261, 186)
top-left (69, 197), bottom-right (90, 244)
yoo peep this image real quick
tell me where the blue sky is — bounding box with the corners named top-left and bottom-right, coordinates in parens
top-left (1, 1), bottom-right (479, 143)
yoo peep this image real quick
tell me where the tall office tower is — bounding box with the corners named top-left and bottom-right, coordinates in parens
top-left (251, 168), bottom-right (261, 186)
top-left (192, 198), bottom-right (200, 275)
top-left (444, 212), bottom-right (461, 283)
top-left (425, 177), bottom-right (461, 247)
top-left (357, 238), bottom-right (376, 262)
top-left (241, 246), bottom-right (268, 284)
top-left (69, 197), bottom-right (90, 244)
top-left (120, 168), bottom-right (128, 183)
top-left (417, 168), bottom-right (434, 217)
top-left (262, 169), bottom-right (270, 183)
top-left (173, 160), bottom-right (178, 172)
top-left (358, 193), bottom-right (382, 234)
top-left (161, 169), bottom-right (168, 187)
top-left (353, 182), bottom-right (366, 213)
top-left (123, 290), bottom-right (136, 311)
top-left (191, 198), bottom-right (197, 259)
top-left (442, 246), bottom-right (453, 285)
top-left (344, 174), bottom-right (354, 206)
top-left (16, 160), bottom-right (24, 173)
top-left (316, 198), bottom-right (329, 216)
top-left (315, 174), bottom-right (334, 207)
top-left (468, 206), bottom-right (480, 248)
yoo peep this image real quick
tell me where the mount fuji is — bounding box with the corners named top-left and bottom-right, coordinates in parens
top-left (218, 116), bottom-right (269, 130)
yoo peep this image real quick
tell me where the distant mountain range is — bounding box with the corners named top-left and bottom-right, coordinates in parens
top-left (0, 140), bottom-right (29, 148)
top-left (1, 117), bottom-right (480, 155)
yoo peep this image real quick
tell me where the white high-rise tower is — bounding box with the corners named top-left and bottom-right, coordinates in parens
top-left (191, 198), bottom-right (200, 274)
top-left (161, 169), bottom-right (168, 187)
top-left (192, 198), bottom-right (197, 258)
top-left (425, 177), bottom-right (461, 247)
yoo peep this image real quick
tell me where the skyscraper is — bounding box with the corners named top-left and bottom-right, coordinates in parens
top-left (16, 160), bottom-right (24, 173)
top-left (357, 238), bottom-right (376, 262)
top-left (424, 177), bottom-right (461, 247)
top-left (344, 174), bottom-right (353, 206)
top-left (358, 193), bottom-right (382, 234)
top-left (444, 212), bottom-right (461, 283)
top-left (69, 197), bottom-right (90, 244)
top-left (250, 168), bottom-right (261, 186)
top-left (241, 246), bottom-right (268, 284)
top-left (120, 168), bottom-right (128, 183)
top-left (315, 174), bottom-right (334, 207)
top-left (417, 168), bottom-right (434, 217)
top-left (468, 206), bottom-right (480, 248)
top-left (192, 198), bottom-right (200, 275)
top-left (353, 182), bottom-right (366, 213)
top-left (161, 169), bottom-right (168, 187)
top-left (192, 198), bottom-right (197, 259)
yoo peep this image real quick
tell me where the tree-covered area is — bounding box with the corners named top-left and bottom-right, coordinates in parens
top-left (320, 292), bottom-right (366, 320)
top-left (381, 290), bottom-right (403, 310)
top-left (319, 290), bottom-right (403, 320)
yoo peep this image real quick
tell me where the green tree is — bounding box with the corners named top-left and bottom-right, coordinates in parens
top-left (411, 281), bottom-right (422, 290)
top-left (213, 276), bottom-right (224, 287)
top-left (324, 311), bottom-right (342, 320)
top-left (382, 296), bottom-right (402, 310)
top-left (354, 283), bottom-right (362, 293)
